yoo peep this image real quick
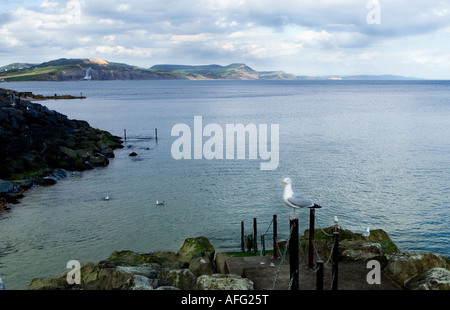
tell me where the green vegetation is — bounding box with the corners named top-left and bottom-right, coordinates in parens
top-left (149, 63), bottom-right (259, 79)
top-left (0, 65), bottom-right (69, 81)
top-left (0, 58), bottom-right (298, 81)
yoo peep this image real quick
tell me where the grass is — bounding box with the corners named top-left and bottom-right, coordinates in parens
top-left (0, 65), bottom-right (68, 81)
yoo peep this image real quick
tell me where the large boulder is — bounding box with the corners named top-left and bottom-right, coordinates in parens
top-left (189, 257), bottom-right (215, 277)
top-left (0, 179), bottom-right (14, 193)
top-left (195, 274), bottom-right (254, 290)
top-left (177, 236), bottom-right (215, 264)
top-left (385, 252), bottom-right (450, 288)
top-left (158, 268), bottom-right (197, 290)
top-left (339, 240), bottom-right (383, 261)
top-left (28, 277), bottom-right (71, 290)
top-left (404, 267), bottom-right (450, 290)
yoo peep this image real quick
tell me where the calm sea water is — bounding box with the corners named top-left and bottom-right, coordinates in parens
top-left (1, 80), bottom-right (449, 289)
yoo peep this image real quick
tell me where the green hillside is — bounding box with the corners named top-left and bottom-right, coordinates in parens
top-left (0, 58), bottom-right (297, 81)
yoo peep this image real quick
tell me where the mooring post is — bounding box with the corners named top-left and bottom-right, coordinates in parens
top-left (124, 129), bottom-right (127, 142)
top-left (273, 214), bottom-right (278, 259)
top-left (253, 218), bottom-right (258, 254)
top-left (289, 218), bottom-right (299, 290)
top-left (332, 231), bottom-right (340, 290)
top-left (241, 221), bottom-right (244, 252)
top-left (316, 260), bottom-right (324, 290)
top-left (155, 128), bottom-right (158, 141)
top-left (261, 235), bottom-right (265, 256)
top-left (309, 208), bottom-right (315, 268)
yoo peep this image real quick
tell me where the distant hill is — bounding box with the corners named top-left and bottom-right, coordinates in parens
top-left (150, 63), bottom-right (272, 80)
top-left (0, 63), bottom-right (37, 73)
top-left (0, 59), bottom-right (297, 81)
top-left (0, 58), bottom-right (423, 81)
top-left (150, 63), bottom-right (300, 80)
top-left (0, 58), bottom-right (180, 81)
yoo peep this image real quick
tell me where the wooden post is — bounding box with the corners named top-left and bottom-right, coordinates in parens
top-left (261, 235), bottom-right (265, 256)
top-left (241, 221), bottom-right (244, 252)
top-left (316, 260), bottom-right (324, 290)
top-left (253, 218), bottom-right (258, 254)
top-left (309, 208), bottom-right (315, 268)
top-left (124, 129), bottom-right (127, 142)
top-left (155, 128), bottom-right (158, 141)
top-left (273, 214), bottom-right (278, 259)
top-left (332, 231), bottom-right (340, 290)
top-left (289, 218), bottom-right (299, 290)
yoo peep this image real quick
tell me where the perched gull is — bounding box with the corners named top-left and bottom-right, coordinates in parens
top-left (362, 227), bottom-right (371, 238)
top-left (334, 216), bottom-right (339, 226)
top-left (156, 200), bottom-right (165, 206)
top-left (281, 178), bottom-right (321, 220)
top-left (104, 195), bottom-right (110, 201)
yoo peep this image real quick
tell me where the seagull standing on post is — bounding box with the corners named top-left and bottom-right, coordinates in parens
top-left (282, 178), bottom-right (321, 220)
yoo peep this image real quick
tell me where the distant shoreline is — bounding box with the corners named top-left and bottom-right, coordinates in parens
top-left (0, 58), bottom-right (427, 81)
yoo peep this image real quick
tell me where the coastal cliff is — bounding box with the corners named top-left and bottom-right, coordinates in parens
top-left (0, 88), bottom-right (123, 211)
top-left (0, 58), bottom-right (297, 81)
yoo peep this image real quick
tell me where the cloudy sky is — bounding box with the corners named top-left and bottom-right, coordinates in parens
top-left (1, 0), bottom-right (450, 79)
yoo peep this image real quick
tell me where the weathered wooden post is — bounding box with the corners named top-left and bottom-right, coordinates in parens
top-left (155, 128), bottom-right (158, 141)
top-left (332, 231), bottom-right (340, 290)
top-left (273, 214), bottom-right (278, 259)
top-left (316, 260), bottom-right (324, 290)
top-left (309, 208), bottom-right (315, 268)
top-left (253, 218), bottom-right (258, 254)
top-left (124, 129), bottom-right (127, 142)
top-left (261, 235), bottom-right (265, 256)
top-left (289, 218), bottom-right (299, 290)
top-left (241, 221), bottom-right (244, 252)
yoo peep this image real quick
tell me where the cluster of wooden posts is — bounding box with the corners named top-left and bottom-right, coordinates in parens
top-left (123, 128), bottom-right (158, 142)
top-left (241, 210), bottom-right (340, 290)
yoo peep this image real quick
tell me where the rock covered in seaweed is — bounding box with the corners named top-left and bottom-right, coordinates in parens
top-left (0, 88), bottom-right (123, 185)
top-left (28, 236), bottom-right (251, 290)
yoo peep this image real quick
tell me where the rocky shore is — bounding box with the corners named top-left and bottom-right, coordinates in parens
top-left (28, 228), bottom-right (450, 290)
top-left (29, 236), bottom-right (254, 291)
top-left (0, 88), bottom-right (123, 211)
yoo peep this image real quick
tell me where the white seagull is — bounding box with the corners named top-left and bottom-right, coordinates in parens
top-left (156, 200), bottom-right (165, 206)
top-left (362, 227), bottom-right (371, 238)
top-left (334, 216), bottom-right (339, 226)
top-left (281, 178), bottom-right (321, 219)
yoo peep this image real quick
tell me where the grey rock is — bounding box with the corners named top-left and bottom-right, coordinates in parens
top-left (189, 257), bottom-right (215, 277)
top-left (385, 252), bottom-right (449, 287)
top-left (195, 274), bottom-right (254, 290)
top-left (405, 267), bottom-right (450, 290)
top-left (0, 180), bottom-right (14, 193)
top-left (158, 268), bottom-right (197, 290)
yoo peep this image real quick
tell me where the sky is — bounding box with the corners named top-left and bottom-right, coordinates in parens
top-left (1, 0), bottom-right (450, 79)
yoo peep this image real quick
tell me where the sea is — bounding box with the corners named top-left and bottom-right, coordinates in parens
top-left (0, 79), bottom-right (449, 289)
